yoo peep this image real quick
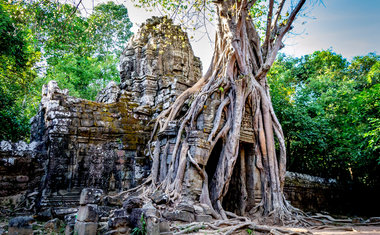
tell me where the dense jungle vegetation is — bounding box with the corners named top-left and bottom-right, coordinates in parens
top-left (268, 51), bottom-right (379, 188)
top-left (1, 0), bottom-right (379, 190)
top-left (0, 0), bottom-right (132, 141)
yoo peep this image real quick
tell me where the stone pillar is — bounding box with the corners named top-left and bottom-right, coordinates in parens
top-left (74, 188), bottom-right (103, 235)
top-left (143, 202), bottom-right (160, 235)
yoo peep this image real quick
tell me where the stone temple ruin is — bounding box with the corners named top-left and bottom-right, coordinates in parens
top-left (1, 16), bottom-right (202, 207)
top-left (0, 16), bottom-right (348, 234)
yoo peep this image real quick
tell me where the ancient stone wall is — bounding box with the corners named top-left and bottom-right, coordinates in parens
top-left (31, 81), bottom-right (151, 205)
top-left (29, 16), bottom-right (202, 207)
top-left (0, 141), bottom-right (44, 206)
top-left (284, 172), bottom-right (338, 213)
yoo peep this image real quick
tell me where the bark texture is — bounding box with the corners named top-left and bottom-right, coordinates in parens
top-left (149, 0), bottom-right (306, 224)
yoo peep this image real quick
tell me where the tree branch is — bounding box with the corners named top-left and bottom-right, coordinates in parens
top-left (263, 0), bottom-right (274, 51)
top-left (272, 0), bottom-right (286, 32)
top-left (247, 0), bottom-right (259, 9)
top-left (280, 0), bottom-right (305, 38)
top-left (262, 0), bottom-right (306, 74)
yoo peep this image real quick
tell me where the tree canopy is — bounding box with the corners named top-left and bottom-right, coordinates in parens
top-left (0, 0), bottom-right (133, 141)
top-left (268, 50), bottom-right (380, 187)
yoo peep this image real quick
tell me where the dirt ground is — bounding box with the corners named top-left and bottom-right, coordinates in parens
top-left (2, 215), bottom-right (380, 234)
top-left (310, 226), bottom-right (380, 235)
top-left (188, 225), bottom-right (380, 234)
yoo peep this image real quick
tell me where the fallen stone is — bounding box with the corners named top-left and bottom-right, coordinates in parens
top-left (73, 221), bottom-right (98, 235)
top-left (108, 216), bottom-right (128, 229)
top-left (151, 190), bottom-right (168, 205)
top-left (142, 202), bottom-right (157, 216)
top-left (177, 202), bottom-right (195, 213)
top-left (37, 208), bottom-right (53, 220)
top-left (98, 206), bottom-right (113, 218)
top-left (8, 216), bottom-right (34, 228)
top-left (163, 210), bottom-right (195, 223)
top-left (146, 217), bottom-right (159, 235)
top-left (128, 208), bottom-right (143, 228)
top-left (65, 224), bottom-right (74, 235)
top-left (200, 203), bottom-right (214, 215)
top-left (195, 214), bottom-right (213, 222)
top-left (369, 217), bottom-right (380, 223)
top-left (108, 209), bottom-right (129, 229)
top-left (159, 221), bottom-right (171, 233)
top-left (64, 213), bottom-right (77, 225)
top-left (79, 188), bottom-right (103, 205)
top-left (193, 205), bottom-right (204, 215)
top-left (142, 203), bottom-right (159, 235)
top-left (54, 207), bottom-right (78, 218)
top-left (122, 196), bottom-right (143, 212)
top-left (105, 227), bottom-right (131, 235)
top-left (44, 218), bottom-right (62, 233)
top-left (104, 195), bottom-right (123, 206)
top-left (0, 140), bottom-right (12, 151)
top-left (77, 204), bottom-right (99, 222)
top-left (112, 208), bottom-right (128, 218)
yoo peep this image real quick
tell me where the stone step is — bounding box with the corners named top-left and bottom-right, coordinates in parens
top-left (40, 196), bottom-right (80, 207)
top-left (51, 196), bottom-right (80, 200)
top-left (99, 217), bottom-right (108, 222)
top-left (41, 197), bottom-right (79, 201)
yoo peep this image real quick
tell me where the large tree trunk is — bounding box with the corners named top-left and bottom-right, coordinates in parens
top-left (149, 0), bottom-right (305, 223)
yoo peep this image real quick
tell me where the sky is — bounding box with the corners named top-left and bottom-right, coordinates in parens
top-left (282, 0), bottom-right (380, 60)
top-left (85, 0), bottom-right (380, 68)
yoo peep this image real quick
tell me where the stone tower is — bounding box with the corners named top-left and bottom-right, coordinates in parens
top-left (24, 16), bottom-right (202, 207)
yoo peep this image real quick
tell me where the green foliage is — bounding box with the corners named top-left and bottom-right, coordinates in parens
top-left (0, 0), bottom-right (132, 141)
top-left (246, 228), bottom-right (254, 235)
top-left (88, 1), bottom-right (133, 57)
top-left (0, 0), bottom-right (41, 140)
top-left (248, 0), bottom-right (271, 38)
top-left (131, 214), bottom-right (147, 235)
top-left (0, 3), bottom-right (27, 66)
top-left (268, 50), bottom-right (380, 187)
top-left (349, 53), bottom-right (380, 89)
top-left (365, 117), bottom-right (380, 154)
top-left (29, 0), bottom-right (133, 99)
top-left (132, 0), bottom-right (297, 41)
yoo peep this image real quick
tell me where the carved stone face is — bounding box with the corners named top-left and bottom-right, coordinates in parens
top-left (90, 146), bottom-right (104, 165)
top-left (171, 50), bottom-right (188, 72)
top-left (119, 17), bottom-right (201, 96)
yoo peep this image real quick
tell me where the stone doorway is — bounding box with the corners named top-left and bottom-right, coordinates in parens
top-left (222, 141), bottom-right (260, 216)
top-left (205, 139), bottom-right (223, 186)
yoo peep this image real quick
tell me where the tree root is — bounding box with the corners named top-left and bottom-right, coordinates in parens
top-left (106, 176), bottom-right (152, 204)
top-left (187, 150), bottom-right (205, 180)
top-left (172, 219), bottom-right (313, 235)
top-left (311, 225), bottom-right (356, 231)
top-left (310, 213), bottom-right (352, 224)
